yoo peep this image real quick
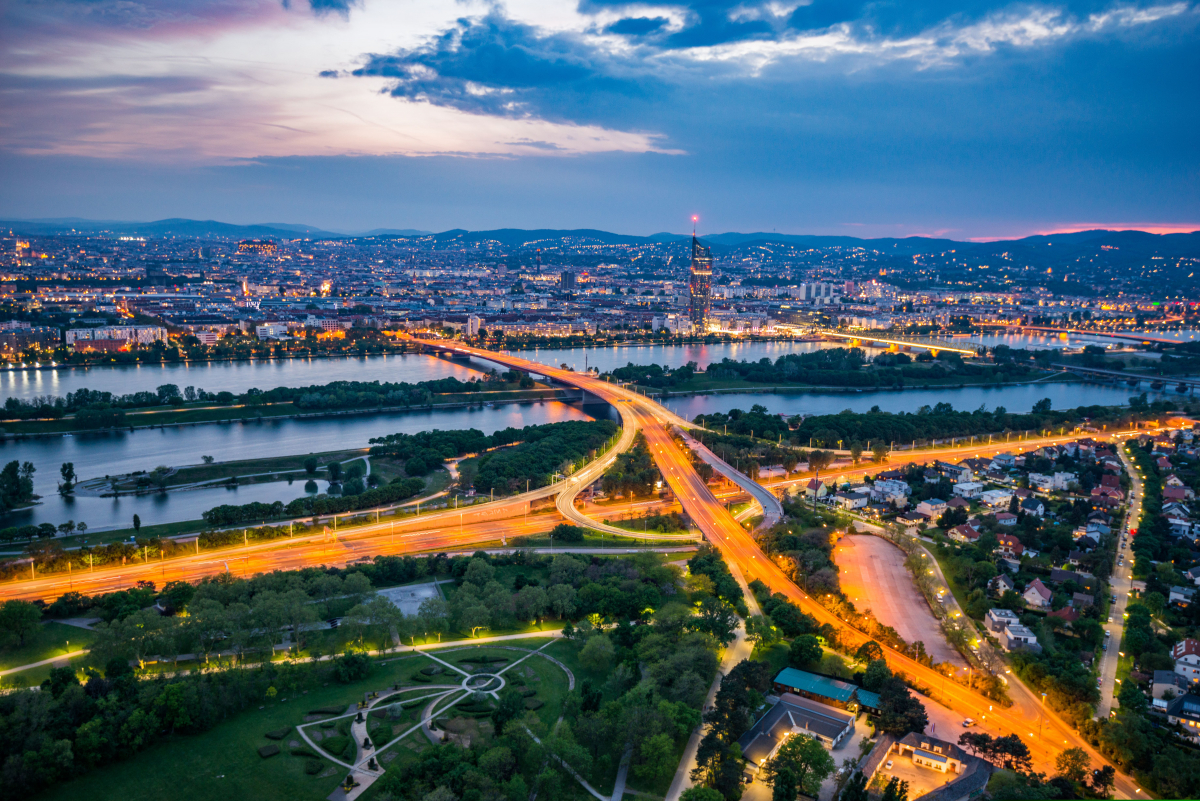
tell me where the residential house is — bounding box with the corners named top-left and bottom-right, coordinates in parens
top-left (985, 608), bottom-right (1020, 633)
top-left (1028, 473), bottom-right (1056, 492)
top-left (1020, 498), bottom-right (1045, 517)
top-left (996, 533), bottom-right (1024, 560)
top-left (980, 489), bottom-right (1013, 507)
top-left (992, 453), bottom-right (1017, 469)
top-left (937, 461), bottom-right (974, 484)
top-left (995, 511), bottom-right (1018, 527)
top-left (946, 497), bottom-right (971, 510)
top-left (1171, 586), bottom-right (1198, 607)
top-left (1075, 536), bottom-right (1099, 552)
top-left (916, 499), bottom-right (948, 519)
top-left (988, 575), bottom-right (1016, 597)
top-left (1053, 472), bottom-right (1078, 490)
top-left (1153, 670), bottom-right (1191, 700)
top-left (771, 668), bottom-right (861, 711)
top-left (834, 491), bottom-right (869, 510)
top-left (1048, 607), bottom-right (1080, 624)
top-left (1186, 566), bottom-right (1200, 586)
top-left (1000, 623), bottom-right (1042, 652)
top-left (1072, 592), bottom-right (1094, 608)
top-left (953, 482), bottom-right (984, 499)
top-left (804, 479), bottom-right (830, 498)
top-left (949, 524), bottom-right (981, 544)
top-left (1023, 578), bottom-right (1052, 609)
top-left (1173, 639), bottom-right (1200, 681)
top-left (1166, 695), bottom-right (1200, 743)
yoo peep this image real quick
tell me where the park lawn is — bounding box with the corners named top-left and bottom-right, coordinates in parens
top-left (754, 640), bottom-right (791, 672)
top-left (0, 620), bottom-right (99, 672)
top-left (35, 653), bottom-right (439, 801)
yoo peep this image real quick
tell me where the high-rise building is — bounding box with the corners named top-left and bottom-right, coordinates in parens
top-left (561, 271), bottom-right (577, 291)
top-left (689, 235), bottom-right (713, 329)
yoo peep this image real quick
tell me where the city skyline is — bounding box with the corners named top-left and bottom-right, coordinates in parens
top-left (1, 0), bottom-right (1197, 237)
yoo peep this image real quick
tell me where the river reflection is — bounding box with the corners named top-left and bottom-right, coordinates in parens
top-left (0, 400), bottom-right (605, 532)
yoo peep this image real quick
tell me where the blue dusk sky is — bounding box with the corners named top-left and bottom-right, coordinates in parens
top-left (0, 0), bottom-right (1197, 239)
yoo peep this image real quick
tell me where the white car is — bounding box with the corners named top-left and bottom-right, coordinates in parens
top-left (886, 760), bottom-right (894, 770)
top-left (1108, 616), bottom-right (1113, 623)
top-left (1105, 630), bottom-right (1111, 637)
top-left (963, 718), bottom-right (976, 727)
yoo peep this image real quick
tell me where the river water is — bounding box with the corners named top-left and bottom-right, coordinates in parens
top-left (0, 339), bottom-right (1184, 533)
top-left (0, 400), bottom-right (602, 533)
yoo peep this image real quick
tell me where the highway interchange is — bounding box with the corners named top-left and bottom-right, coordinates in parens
top-left (0, 337), bottom-right (1160, 798)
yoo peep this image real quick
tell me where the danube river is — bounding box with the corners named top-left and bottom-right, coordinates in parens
top-left (0, 340), bottom-right (1181, 532)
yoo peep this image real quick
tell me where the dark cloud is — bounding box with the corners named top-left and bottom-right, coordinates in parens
top-left (318, 69), bottom-right (339, 77)
top-left (354, 13), bottom-right (645, 119)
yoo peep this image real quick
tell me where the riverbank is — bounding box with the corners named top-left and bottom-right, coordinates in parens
top-left (629, 370), bottom-right (1074, 397)
top-left (0, 386), bottom-right (577, 438)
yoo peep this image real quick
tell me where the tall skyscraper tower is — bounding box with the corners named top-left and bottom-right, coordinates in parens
top-left (689, 234), bottom-right (713, 330)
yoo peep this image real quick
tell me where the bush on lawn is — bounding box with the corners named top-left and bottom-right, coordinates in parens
top-left (309, 705), bottom-right (346, 715)
top-left (321, 735), bottom-right (352, 758)
top-left (524, 699), bottom-right (544, 710)
top-left (257, 745), bottom-right (280, 758)
top-left (290, 747), bottom-right (320, 758)
top-left (265, 728), bottom-right (291, 740)
top-left (305, 760), bottom-right (323, 775)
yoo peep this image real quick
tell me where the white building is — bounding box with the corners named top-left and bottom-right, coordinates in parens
top-left (255, 323), bottom-right (288, 340)
top-left (467, 315), bottom-right (483, 337)
top-left (952, 482), bottom-right (983, 499)
top-left (979, 489), bottom-right (1013, 507)
top-left (1173, 639), bottom-right (1200, 681)
top-left (65, 325), bottom-right (167, 345)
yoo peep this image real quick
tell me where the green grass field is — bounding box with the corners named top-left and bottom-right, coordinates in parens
top-left (0, 620), bottom-right (99, 673)
top-left (35, 652), bottom-right (452, 801)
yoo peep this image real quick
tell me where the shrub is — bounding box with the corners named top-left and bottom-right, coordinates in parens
top-left (257, 745), bottom-right (280, 758)
top-left (309, 705), bottom-right (346, 715)
top-left (420, 665), bottom-right (444, 675)
top-left (305, 760), bottom-right (322, 775)
top-left (265, 728), bottom-right (290, 740)
top-left (334, 651), bottom-right (372, 684)
top-left (410, 672), bottom-right (432, 683)
top-left (518, 688), bottom-right (537, 697)
top-left (320, 720), bottom-right (336, 729)
top-left (290, 747), bottom-right (320, 758)
top-left (524, 699), bottom-right (544, 710)
top-left (321, 735), bottom-right (352, 758)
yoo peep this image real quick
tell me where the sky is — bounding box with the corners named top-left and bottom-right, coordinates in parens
top-left (0, 0), bottom-right (1197, 239)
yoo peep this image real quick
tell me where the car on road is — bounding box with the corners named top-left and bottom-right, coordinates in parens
top-left (963, 718), bottom-right (976, 727)
top-left (1106, 629), bottom-right (1111, 637)
top-left (1108, 616), bottom-right (1114, 623)
top-left (1111, 594), bottom-right (1117, 603)
top-left (1103, 642), bottom-right (1108, 651)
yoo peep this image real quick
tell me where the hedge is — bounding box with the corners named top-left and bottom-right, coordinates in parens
top-left (290, 747), bottom-right (320, 758)
top-left (524, 699), bottom-right (544, 710)
top-left (305, 760), bottom-right (323, 775)
top-left (257, 745), bottom-right (280, 758)
top-left (265, 728), bottom-right (291, 740)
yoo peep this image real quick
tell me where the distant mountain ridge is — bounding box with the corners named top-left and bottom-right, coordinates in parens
top-left (0, 218), bottom-right (1196, 258)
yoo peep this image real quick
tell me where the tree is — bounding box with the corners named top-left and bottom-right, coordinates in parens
top-left (840, 770), bottom-right (869, 801)
top-left (327, 461), bottom-right (342, 482)
top-left (876, 677), bottom-right (928, 736)
top-left (76, 522), bottom-right (87, 537)
top-left (416, 597), bottom-right (449, 643)
top-left (788, 635), bottom-right (823, 667)
top-left (696, 597), bottom-right (739, 645)
top-left (763, 733), bottom-right (835, 798)
top-left (680, 789), bottom-right (724, 801)
top-left (304, 457), bottom-right (318, 474)
top-left (1117, 681), bottom-right (1148, 716)
top-left (492, 689), bottom-right (526, 736)
top-left (862, 659), bottom-right (892, 691)
top-left (1055, 747), bottom-right (1089, 783)
top-left (850, 442), bottom-right (864, 465)
top-left (880, 777), bottom-right (909, 801)
top-left (132, 514), bottom-right (141, 534)
top-left (745, 615), bottom-right (779, 650)
top-left (855, 641), bottom-right (885, 664)
top-left (579, 634), bottom-right (615, 672)
top-left (202, 455), bottom-right (214, 464)
top-left (0, 599), bottom-right (42, 647)
top-left (872, 442), bottom-right (889, 463)
top-left (548, 584), bottom-right (577, 619)
top-left (635, 733), bottom-right (678, 784)
top-left (59, 462), bottom-right (76, 493)
top-left (1092, 765), bottom-right (1115, 798)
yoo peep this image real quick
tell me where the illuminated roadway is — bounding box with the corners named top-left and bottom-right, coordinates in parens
top-left (0, 335), bottom-right (1156, 795)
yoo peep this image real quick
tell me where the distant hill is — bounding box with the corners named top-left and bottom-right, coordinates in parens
top-left (1, 219), bottom-right (1195, 259)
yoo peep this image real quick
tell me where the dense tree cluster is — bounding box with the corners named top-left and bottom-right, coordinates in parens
top-left (200, 476), bottom-right (426, 526)
top-left (0, 376), bottom-right (509, 422)
top-left (0, 460), bottom-right (36, 512)
top-left (600, 433), bottom-right (661, 498)
top-left (469, 420), bottom-right (618, 494)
